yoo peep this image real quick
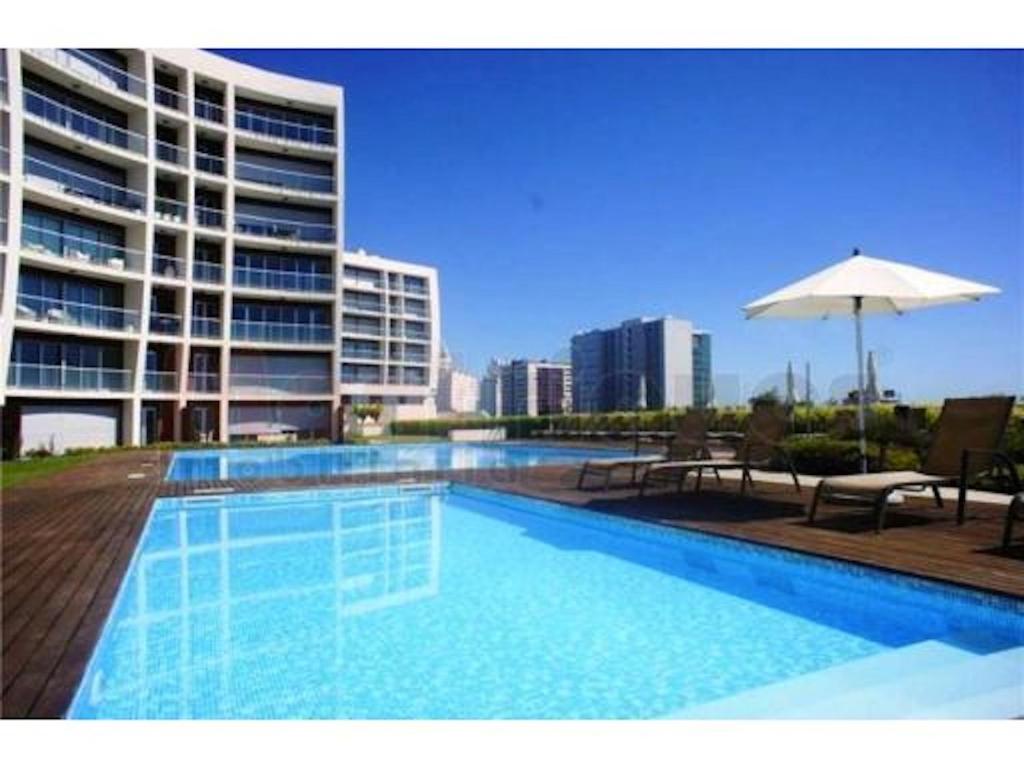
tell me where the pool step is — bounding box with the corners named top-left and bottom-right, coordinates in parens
top-left (671, 641), bottom-right (1023, 719)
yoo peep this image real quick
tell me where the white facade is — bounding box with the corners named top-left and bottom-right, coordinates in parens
top-left (340, 248), bottom-right (440, 422)
top-left (437, 348), bottom-right (479, 414)
top-left (0, 48), bottom-right (352, 454)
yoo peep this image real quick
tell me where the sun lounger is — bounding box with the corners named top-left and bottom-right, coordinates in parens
top-left (1004, 492), bottom-right (1024, 549)
top-left (577, 411), bottom-right (710, 491)
top-left (639, 404), bottom-right (799, 496)
top-left (808, 396), bottom-right (1016, 533)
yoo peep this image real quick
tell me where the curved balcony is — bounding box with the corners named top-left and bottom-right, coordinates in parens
top-left (235, 160), bottom-right (334, 195)
top-left (154, 84), bottom-right (187, 113)
top-left (21, 221), bottom-right (145, 273)
top-left (229, 373), bottom-right (333, 396)
top-left (234, 213), bottom-right (335, 244)
top-left (233, 265), bottom-right (334, 294)
top-left (194, 98), bottom-right (224, 124)
top-left (235, 110), bottom-right (335, 147)
top-left (7, 362), bottom-right (131, 392)
top-left (24, 156), bottom-right (146, 214)
top-left (26, 49), bottom-right (147, 100)
top-left (15, 292), bottom-right (140, 333)
top-left (23, 88), bottom-right (147, 155)
top-left (231, 319), bottom-right (333, 345)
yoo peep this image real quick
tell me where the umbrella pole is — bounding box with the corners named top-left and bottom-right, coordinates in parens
top-left (854, 296), bottom-right (867, 473)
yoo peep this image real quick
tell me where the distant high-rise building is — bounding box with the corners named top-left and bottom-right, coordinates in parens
top-left (479, 358), bottom-right (506, 416)
top-left (498, 359), bottom-right (572, 417)
top-left (436, 346), bottom-right (480, 414)
top-left (570, 317), bottom-right (711, 412)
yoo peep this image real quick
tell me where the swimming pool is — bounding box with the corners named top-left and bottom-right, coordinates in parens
top-left (69, 483), bottom-right (1024, 719)
top-left (166, 442), bottom-right (632, 482)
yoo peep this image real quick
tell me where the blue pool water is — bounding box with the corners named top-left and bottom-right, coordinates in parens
top-left (166, 442), bottom-right (632, 482)
top-left (69, 484), bottom-right (1024, 719)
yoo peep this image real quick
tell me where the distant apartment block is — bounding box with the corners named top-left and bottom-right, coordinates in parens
top-left (571, 316), bottom-right (711, 412)
top-left (437, 346), bottom-right (479, 414)
top-left (479, 357), bottom-right (505, 417)
top-left (0, 48), bottom-right (441, 456)
top-left (340, 248), bottom-right (440, 421)
top-left (485, 358), bottom-right (572, 417)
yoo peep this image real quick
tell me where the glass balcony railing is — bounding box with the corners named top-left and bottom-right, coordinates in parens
top-left (154, 84), bottom-right (186, 112)
top-left (188, 372), bottom-right (220, 392)
top-left (343, 298), bottom-right (384, 313)
top-left (152, 252), bottom-right (185, 279)
top-left (234, 110), bottom-right (335, 146)
top-left (229, 373), bottom-right (333, 395)
top-left (195, 151), bottom-right (225, 176)
top-left (233, 265), bottom-right (333, 294)
top-left (194, 98), bottom-right (224, 124)
top-left (342, 273), bottom-right (385, 291)
top-left (341, 347), bottom-right (383, 361)
top-left (0, 76), bottom-right (7, 103)
top-left (195, 205), bottom-right (225, 229)
top-left (27, 49), bottom-right (146, 99)
top-left (149, 310), bottom-right (182, 336)
top-left (235, 160), bottom-right (334, 194)
top-left (231, 319), bottom-right (333, 345)
top-left (341, 370), bottom-right (383, 385)
top-left (342, 322), bottom-right (383, 337)
top-left (23, 88), bottom-right (146, 154)
top-left (144, 370), bottom-right (178, 392)
top-left (401, 329), bottom-right (430, 341)
top-left (24, 156), bottom-right (146, 213)
top-left (7, 362), bottom-right (131, 392)
top-left (155, 196), bottom-right (188, 223)
top-left (156, 140), bottom-right (188, 166)
top-left (234, 213), bottom-right (335, 243)
top-left (1, 146), bottom-right (8, 174)
top-left (21, 222), bottom-right (145, 272)
top-left (193, 260), bottom-right (223, 284)
top-left (15, 292), bottom-right (140, 332)
top-left (190, 316), bottom-right (222, 338)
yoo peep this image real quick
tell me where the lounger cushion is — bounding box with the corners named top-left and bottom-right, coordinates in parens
top-left (647, 458), bottom-right (747, 472)
top-left (821, 471), bottom-right (951, 494)
top-left (585, 455), bottom-right (665, 468)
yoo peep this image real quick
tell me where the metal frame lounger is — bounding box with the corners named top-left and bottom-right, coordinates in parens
top-left (1004, 492), bottom-right (1024, 549)
top-left (639, 404), bottom-right (800, 497)
top-left (807, 396), bottom-right (1017, 533)
top-left (577, 411), bottom-right (710, 491)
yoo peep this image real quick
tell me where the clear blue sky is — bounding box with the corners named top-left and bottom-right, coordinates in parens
top-left (218, 49), bottom-right (1022, 404)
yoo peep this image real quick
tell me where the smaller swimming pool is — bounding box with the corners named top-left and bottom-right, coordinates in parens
top-left (166, 442), bottom-right (632, 482)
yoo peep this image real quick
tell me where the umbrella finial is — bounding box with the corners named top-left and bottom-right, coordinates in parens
top-left (852, 247), bottom-right (861, 256)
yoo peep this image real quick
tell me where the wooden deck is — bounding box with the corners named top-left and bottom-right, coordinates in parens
top-left (3, 447), bottom-right (1022, 718)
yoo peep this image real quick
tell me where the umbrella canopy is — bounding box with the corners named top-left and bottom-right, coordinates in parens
top-left (744, 250), bottom-right (1000, 472)
top-left (744, 253), bottom-right (999, 319)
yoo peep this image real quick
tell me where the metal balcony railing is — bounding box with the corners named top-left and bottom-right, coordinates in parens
top-left (233, 265), bottom-right (333, 293)
top-left (234, 213), bottom-right (335, 243)
top-left (235, 110), bottom-right (335, 146)
top-left (229, 373), bottom-right (333, 395)
top-left (23, 88), bottom-right (146, 154)
top-left (21, 222), bottom-right (145, 272)
top-left (15, 292), bottom-right (140, 332)
top-left (7, 362), bottom-right (131, 391)
top-left (144, 370), bottom-right (178, 392)
top-left (27, 48), bottom-right (146, 98)
top-left (24, 155), bottom-right (146, 213)
top-left (231, 319), bottom-right (333, 345)
top-left (235, 160), bottom-right (334, 194)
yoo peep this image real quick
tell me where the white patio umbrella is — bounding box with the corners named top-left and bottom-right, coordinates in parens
top-left (743, 249), bottom-right (1000, 472)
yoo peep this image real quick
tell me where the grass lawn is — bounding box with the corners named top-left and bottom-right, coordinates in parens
top-left (0, 453), bottom-right (97, 490)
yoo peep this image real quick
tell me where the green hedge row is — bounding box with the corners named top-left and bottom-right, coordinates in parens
top-left (393, 404), bottom-right (1024, 464)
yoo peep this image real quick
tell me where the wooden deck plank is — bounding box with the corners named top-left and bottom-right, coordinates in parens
top-left (2, 448), bottom-right (1021, 718)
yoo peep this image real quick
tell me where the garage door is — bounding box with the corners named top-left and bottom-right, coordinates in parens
top-left (21, 403), bottom-right (120, 456)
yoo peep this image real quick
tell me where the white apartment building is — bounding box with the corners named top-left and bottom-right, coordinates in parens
top-left (0, 48), bottom-right (440, 456)
top-left (436, 346), bottom-right (479, 414)
top-left (341, 248), bottom-right (440, 421)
